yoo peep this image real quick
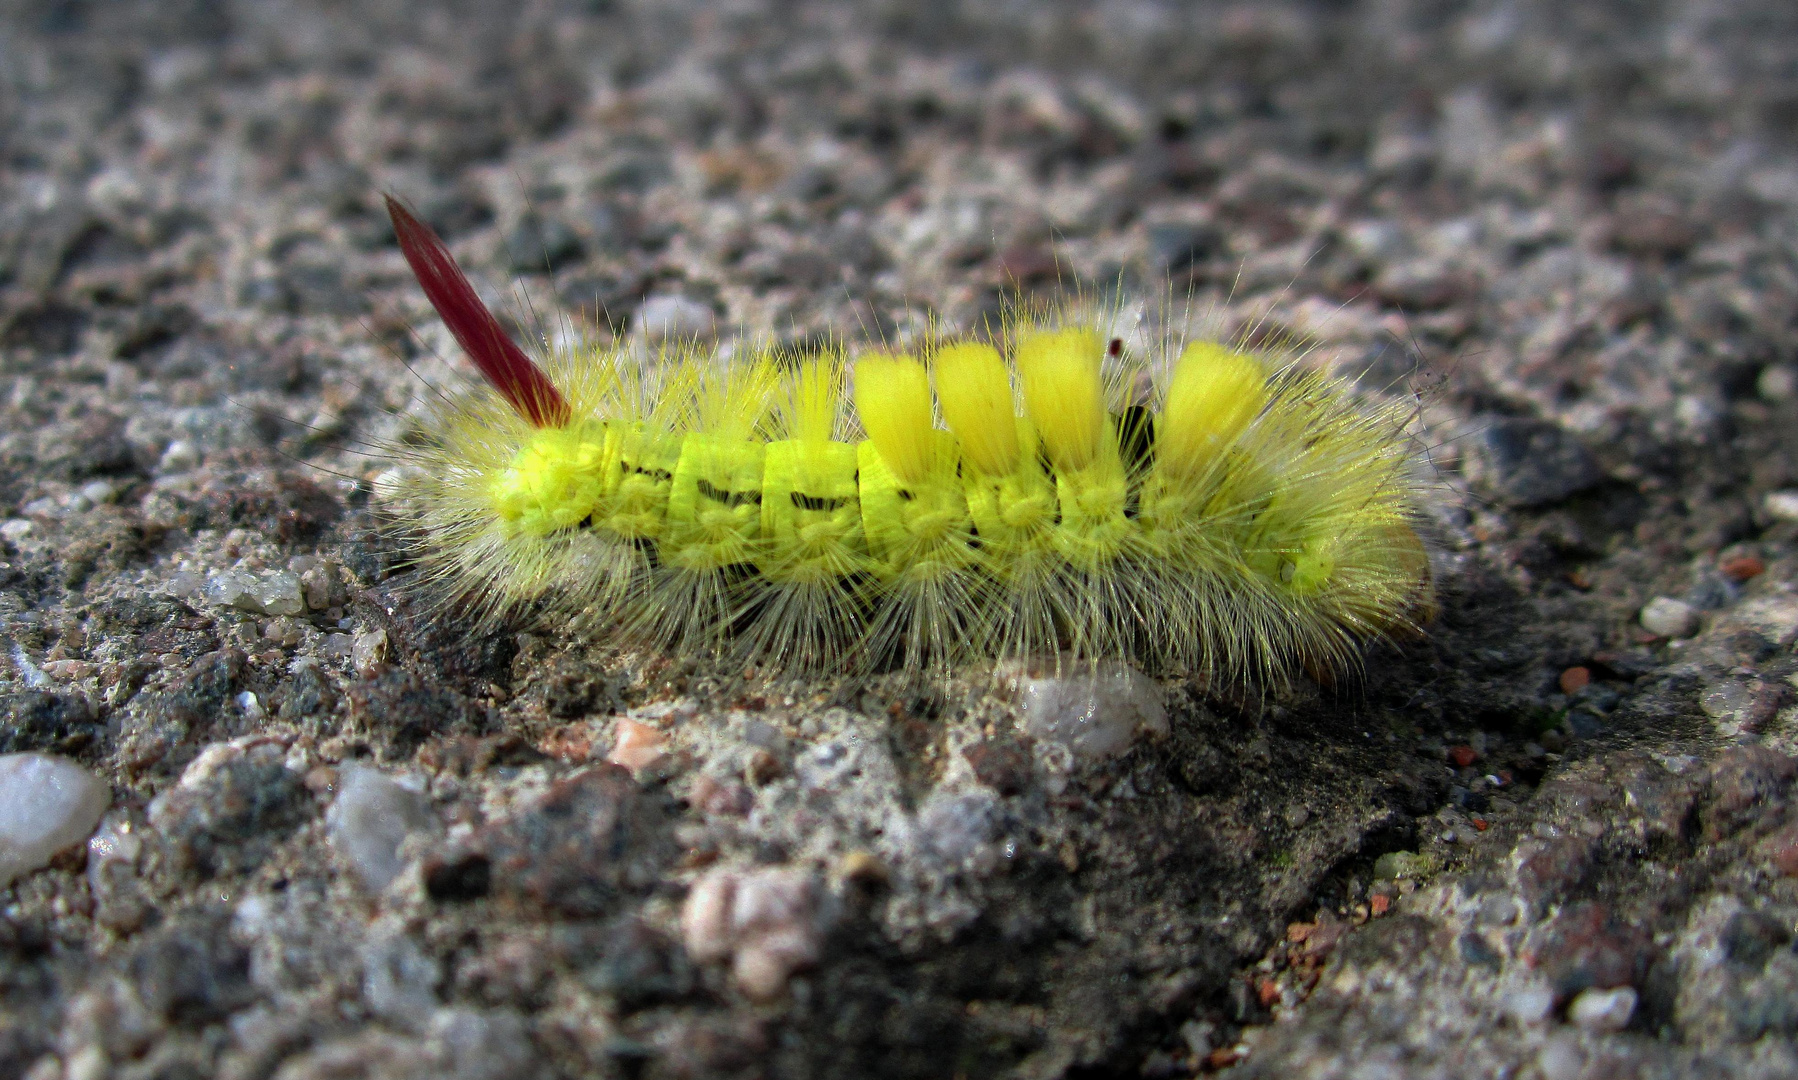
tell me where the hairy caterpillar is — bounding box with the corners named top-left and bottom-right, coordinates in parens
top-left (376, 196), bottom-right (1434, 682)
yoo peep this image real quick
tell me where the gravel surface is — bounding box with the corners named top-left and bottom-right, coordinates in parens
top-left (4, 1), bottom-right (1798, 1077)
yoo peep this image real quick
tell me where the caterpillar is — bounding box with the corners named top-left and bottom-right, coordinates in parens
top-left (375, 196), bottom-right (1435, 683)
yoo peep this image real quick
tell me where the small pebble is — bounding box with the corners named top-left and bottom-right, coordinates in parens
top-left (632, 295), bottom-right (716, 341)
top-left (1448, 745), bottom-right (1479, 768)
top-left (352, 629), bottom-right (389, 675)
top-left (1720, 555), bottom-right (1765, 582)
top-left (263, 617), bottom-right (303, 648)
top-left (607, 718), bottom-right (669, 775)
top-left (1568, 985), bottom-right (1636, 1033)
top-left (157, 439), bottom-right (200, 473)
top-left (0, 753), bottom-right (110, 890)
top-left (202, 569), bottom-right (306, 617)
top-left (1639, 596), bottom-right (1698, 639)
top-left (327, 765), bottom-right (436, 892)
top-left (1012, 661), bottom-right (1168, 762)
top-left (1764, 490), bottom-right (1798, 522)
top-left (1759, 365), bottom-right (1798, 402)
top-left (835, 849), bottom-right (888, 886)
top-left (1558, 667), bottom-right (1591, 694)
top-left (1504, 983), bottom-right (1556, 1026)
top-left (680, 866), bottom-right (829, 1001)
top-left (1536, 1031), bottom-right (1585, 1080)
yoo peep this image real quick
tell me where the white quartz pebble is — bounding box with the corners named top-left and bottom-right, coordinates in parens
top-left (1013, 661), bottom-right (1169, 762)
top-left (1639, 596), bottom-right (1698, 639)
top-left (632, 295), bottom-right (716, 341)
top-left (1765, 490), bottom-right (1798, 522)
top-left (0, 753), bottom-right (110, 890)
top-left (1568, 986), bottom-right (1637, 1033)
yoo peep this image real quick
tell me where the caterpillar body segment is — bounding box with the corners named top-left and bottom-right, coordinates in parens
top-left (384, 204), bottom-right (1435, 681)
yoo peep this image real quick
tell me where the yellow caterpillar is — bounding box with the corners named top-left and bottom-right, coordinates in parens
top-left (379, 197), bottom-right (1434, 682)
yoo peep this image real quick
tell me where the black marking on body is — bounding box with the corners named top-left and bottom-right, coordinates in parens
top-left (1115, 406), bottom-right (1156, 520)
top-left (791, 491), bottom-right (852, 511)
top-left (697, 479), bottom-right (762, 506)
top-left (897, 489), bottom-right (915, 502)
top-left (1115, 406), bottom-right (1156, 473)
top-left (624, 461), bottom-right (675, 482)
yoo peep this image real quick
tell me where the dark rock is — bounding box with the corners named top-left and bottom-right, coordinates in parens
top-left (87, 595), bottom-right (217, 656)
top-left (58, 511), bottom-right (149, 589)
top-left (121, 648), bottom-right (243, 770)
top-left (1610, 756), bottom-right (1698, 848)
top-left (115, 303), bottom-right (195, 360)
top-left (1513, 834), bottom-right (1599, 914)
top-left (582, 916), bottom-right (693, 1009)
top-left (424, 853), bottom-right (492, 902)
top-left (1721, 910), bottom-right (1793, 969)
top-left (185, 465), bottom-right (342, 542)
top-left (1608, 204), bottom-right (1699, 259)
top-left (416, 733), bottom-right (546, 776)
top-left (541, 660), bottom-right (618, 719)
top-left (1371, 262), bottom-right (1477, 310)
top-left (276, 663), bottom-right (338, 722)
top-left (1449, 785), bottom-right (1489, 812)
top-left (1457, 932), bottom-right (1502, 969)
top-left (0, 691), bottom-right (99, 754)
top-left (1703, 746), bottom-right (1798, 840)
top-left (466, 765), bottom-right (674, 917)
top-left (596, 150), bottom-right (672, 193)
top-left (1526, 902), bottom-right (1652, 1001)
top-left (505, 213), bottom-right (584, 273)
top-left (557, 272), bottom-right (649, 332)
top-left (278, 261), bottom-right (367, 316)
top-left (0, 301), bottom-right (87, 355)
top-left (155, 648), bottom-right (243, 728)
top-left (346, 668), bottom-right (492, 754)
top-left (1473, 419), bottom-right (1604, 508)
top-left (963, 736), bottom-right (1033, 796)
top-left (151, 741), bottom-right (312, 878)
top-left (57, 412), bottom-right (140, 480)
top-left (1147, 222), bottom-right (1224, 273)
top-left (360, 577), bottom-right (518, 695)
top-left (414, 188), bottom-right (494, 238)
top-left (1337, 914), bottom-right (1438, 969)
top-left (128, 910), bottom-right (256, 1024)
top-left (1564, 707), bottom-right (1605, 739)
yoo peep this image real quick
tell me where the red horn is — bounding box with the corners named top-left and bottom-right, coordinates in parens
top-left (385, 195), bottom-right (571, 427)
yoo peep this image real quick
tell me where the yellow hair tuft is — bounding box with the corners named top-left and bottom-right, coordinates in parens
top-left (854, 352), bottom-right (937, 485)
top-left (932, 342), bottom-right (1019, 477)
top-left (1016, 328), bottom-right (1106, 473)
top-left (1159, 341), bottom-right (1267, 479)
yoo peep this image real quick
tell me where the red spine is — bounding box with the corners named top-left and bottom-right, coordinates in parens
top-left (385, 195), bottom-right (571, 428)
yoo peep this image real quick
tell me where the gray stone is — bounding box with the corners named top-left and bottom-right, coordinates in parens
top-left (1472, 418), bottom-right (1604, 508)
top-left (202, 569), bottom-right (306, 616)
top-left (327, 765), bottom-right (436, 892)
